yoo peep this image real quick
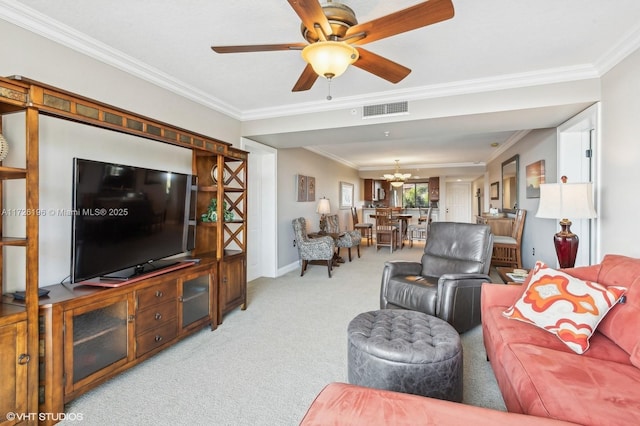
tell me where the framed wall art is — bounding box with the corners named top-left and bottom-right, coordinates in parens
top-left (296, 174), bottom-right (307, 202)
top-left (490, 182), bottom-right (499, 200)
top-left (339, 181), bottom-right (354, 209)
top-left (306, 176), bottom-right (315, 201)
top-left (526, 160), bottom-right (545, 198)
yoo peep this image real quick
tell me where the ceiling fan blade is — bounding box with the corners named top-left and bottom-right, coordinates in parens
top-left (353, 48), bottom-right (411, 84)
top-left (292, 64), bottom-right (319, 92)
top-left (212, 43), bottom-right (307, 53)
top-left (287, 0), bottom-right (333, 38)
top-left (346, 0), bottom-right (454, 46)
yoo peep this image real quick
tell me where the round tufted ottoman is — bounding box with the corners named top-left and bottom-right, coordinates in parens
top-left (347, 309), bottom-right (462, 402)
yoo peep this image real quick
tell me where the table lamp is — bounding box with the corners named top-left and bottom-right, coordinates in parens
top-left (535, 176), bottom-right (597, 268)
top-left (316, 197), bottom-right (331, 234)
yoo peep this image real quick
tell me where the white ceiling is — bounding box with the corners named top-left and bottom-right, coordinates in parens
top-left (5, 0), bottom-right (640, 177)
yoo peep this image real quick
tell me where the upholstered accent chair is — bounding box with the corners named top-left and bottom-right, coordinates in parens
top-left (326, 214), bottom-right (361, 261)
top-left (292, 217), bottom-right (335, 277)
top-left (380, 222), bottom-right (494, 333)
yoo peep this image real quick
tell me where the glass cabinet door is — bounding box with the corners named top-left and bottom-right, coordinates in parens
top-left (180, 273), bottom-right (210, 329)
top-left (65, 295), bottom-right (132, 392)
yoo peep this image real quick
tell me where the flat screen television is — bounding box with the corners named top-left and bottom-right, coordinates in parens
top-left (71, 158), bottom-right (196, 283)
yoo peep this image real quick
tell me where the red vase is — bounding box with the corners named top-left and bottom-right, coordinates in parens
top-left (554, 220), bottom-right (579, 268)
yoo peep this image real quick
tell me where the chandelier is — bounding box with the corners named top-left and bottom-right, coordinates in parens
top-left (383, 160), bottom-right (411, 187)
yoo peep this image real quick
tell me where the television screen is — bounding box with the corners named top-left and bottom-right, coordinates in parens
top-left (71, 158), bottom-right (196, 283)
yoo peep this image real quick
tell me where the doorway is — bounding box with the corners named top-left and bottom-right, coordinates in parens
top-left (445, 182), bottom-right (473, 223)
top-left (556, 103), bottom-right (599, 266)
top-left (242, 138), bottom-right (277, 280)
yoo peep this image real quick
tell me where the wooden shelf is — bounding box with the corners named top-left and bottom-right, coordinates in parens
top-left (0, 166), bottom-right (28, 179)
top-left (197, 185), bottom-right (218, 193)
top-left (0, 237), bottom-right (28, 247)
top-left (0, 303), bottom-right (27, 325)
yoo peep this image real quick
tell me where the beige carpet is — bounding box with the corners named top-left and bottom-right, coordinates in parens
top-left (60, 241), bottom-right (506, 425)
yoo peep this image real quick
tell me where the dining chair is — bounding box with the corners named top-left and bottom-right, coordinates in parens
top-left (491, 209), bottom-right (527, 269)
top-left (375, 208), bottom-right (397, 252)
top-left (407, 206), bottom-right (432, 247)
top-left (351, 207), bottom-right (373, 246)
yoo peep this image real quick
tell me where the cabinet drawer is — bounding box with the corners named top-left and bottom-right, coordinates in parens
top-left (136, 300), bottom-right (176, 335)
top-left (136, 321), bottom-right (177, 356)
top-left (137, 281), bottom-right (177, 310)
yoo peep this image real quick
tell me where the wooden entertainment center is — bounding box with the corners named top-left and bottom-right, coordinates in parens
top-left (0, 76), bottom-right (247, 425)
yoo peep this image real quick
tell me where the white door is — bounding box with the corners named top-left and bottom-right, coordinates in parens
top-left (445, 182), bottom-right (473, 223)
top-left (557, 104), bottom-right (599, 266)
top-left (242, 138), bottom-right (277, 280)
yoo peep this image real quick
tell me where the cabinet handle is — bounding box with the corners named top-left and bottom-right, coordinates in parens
top-left (18, 354), bottom-right (30, 365)
top-left (128, 314), bottom-right (135, 323)
top-left (222, 277), bottom-right (228, 284)
top-left (155, 290), bottom-right (163, 297)
top-left (154, 335), bottom-right (163, 342)
top-left (155, 312), bottom-right (162, 320)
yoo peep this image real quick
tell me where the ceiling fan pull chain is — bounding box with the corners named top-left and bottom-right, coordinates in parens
top-left (326, 77), bottom-right (333, 101)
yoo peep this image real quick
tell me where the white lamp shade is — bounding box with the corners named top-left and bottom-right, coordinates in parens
top-left (536, 182), bottom-right (597, 219)
top-left (316, 198), bottom-right (331, 214)
top-left (301, 41), bottom-right (359, 79)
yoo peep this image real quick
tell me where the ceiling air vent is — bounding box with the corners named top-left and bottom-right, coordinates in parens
top-left (362, 101), bottom-right (408, 119)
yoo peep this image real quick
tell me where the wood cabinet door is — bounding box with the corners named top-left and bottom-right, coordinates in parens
top-left (219, 255), bottom-right (246, 323)
top-left (0, 320), bottom-right (28, 426)
top-left (364, 179), bottom-right (373, 201)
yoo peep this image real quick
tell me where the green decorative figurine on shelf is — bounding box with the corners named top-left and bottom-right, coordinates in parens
top-left (201, 198), bottom-right (234, 223)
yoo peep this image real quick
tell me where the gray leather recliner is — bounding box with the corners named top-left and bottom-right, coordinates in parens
top-left (380, 222), bottom-right (494, 333)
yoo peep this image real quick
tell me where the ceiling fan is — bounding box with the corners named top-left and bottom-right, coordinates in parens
top-left (211, 0), bottom-right (455, 92)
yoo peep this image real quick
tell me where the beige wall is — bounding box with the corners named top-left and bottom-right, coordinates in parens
top-left (278, 148), bottom-right (361, 269)
top-left (0, 19), bottom-right (242, 289)
top-left (486, 128), bottom-right (559, 269)
top-left (600, 47), bottom-right (640, 257)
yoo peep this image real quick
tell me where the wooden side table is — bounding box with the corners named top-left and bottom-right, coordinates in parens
top-left (495, 267), bottom-right (529, 285)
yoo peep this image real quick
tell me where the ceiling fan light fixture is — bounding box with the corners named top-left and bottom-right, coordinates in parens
top-left (301, 41), bottom-right (359, 79)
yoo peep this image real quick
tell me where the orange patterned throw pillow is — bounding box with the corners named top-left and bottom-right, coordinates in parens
top-left (503, 261), bottom-right (626, 354)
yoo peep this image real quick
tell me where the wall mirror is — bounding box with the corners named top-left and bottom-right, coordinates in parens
top-left (501, 155), bottom-right (519, 213)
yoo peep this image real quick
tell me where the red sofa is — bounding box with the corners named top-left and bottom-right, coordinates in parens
top-left (300, 382), bottom-right (578, 425)
top-left (482, 254), bottom-right (640, 425)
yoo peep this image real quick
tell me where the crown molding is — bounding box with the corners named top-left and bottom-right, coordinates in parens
top-left (304, 146), bottom-right (360, 169)
top-left (241, 65), bottom-right (600, 121)
top-left (0, 0), bottom-right (244, 119)
top-left (4, 0), bottom-right (640, 124)
top-left (358, 162), bottom-right (487, 172)
top-left (486, 130), bottom-right (532, 163)
top-left (594, 22), bottom-right (640, 75)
